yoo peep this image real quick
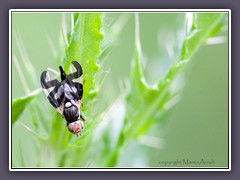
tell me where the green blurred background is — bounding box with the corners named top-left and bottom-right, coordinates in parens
top-left (12, 12), bottom-right (228, 167)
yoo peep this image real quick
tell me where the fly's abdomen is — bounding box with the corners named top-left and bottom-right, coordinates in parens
top-left (63, 105), bottom-right (79, 123)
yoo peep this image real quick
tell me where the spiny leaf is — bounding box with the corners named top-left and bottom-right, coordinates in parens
top-left (12, 13), bottom-right (106, 168)
top-left (12, 89), bottom-right (41, 124)
top-left (107, 12), bottom-right (228, 166)
top-left (64, 13), bottom-right (104, 108)
top-left (180, 13), bottom-right (227, 61)
top-left (62, 13), bottom-right (104, 139)
top-left (47, 13), bottom-right (105, 167)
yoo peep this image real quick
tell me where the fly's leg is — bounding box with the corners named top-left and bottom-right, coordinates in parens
top-left (80, 114), bottom-right (86, 122)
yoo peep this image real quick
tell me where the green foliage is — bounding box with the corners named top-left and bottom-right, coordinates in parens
top-left (12, 13), bottom-right (105, 167)
top-left (12, 89), bottom-right (41, 124)
top-left (12, 12), bottom-right (228, 168)
top-left (106, 12), bottom-right (228, 166)
top-left (49, 13), bottom-right (104, 166)
top-left (180, 13), bottom-right (227, 60)
top-left (64, 13), bottom-right (104, 106)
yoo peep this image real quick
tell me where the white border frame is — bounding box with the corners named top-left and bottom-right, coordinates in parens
top-left (9, 9), bottom-right (231, 171)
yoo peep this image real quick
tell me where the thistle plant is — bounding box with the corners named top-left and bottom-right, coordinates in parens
top-left (12, 12), bottom-right (228, 168)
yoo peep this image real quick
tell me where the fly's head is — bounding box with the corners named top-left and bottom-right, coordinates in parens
top-left (67, 120), bottom-right (84, 137)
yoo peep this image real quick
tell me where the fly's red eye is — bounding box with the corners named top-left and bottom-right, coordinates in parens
top-left (74, 126), bottom-right (81, 132)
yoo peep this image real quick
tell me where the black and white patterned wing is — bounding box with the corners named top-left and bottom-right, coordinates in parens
top-left (40, 70), bottom-right (64, 115)
top-left (67, 61), bottom-right (84, 101)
